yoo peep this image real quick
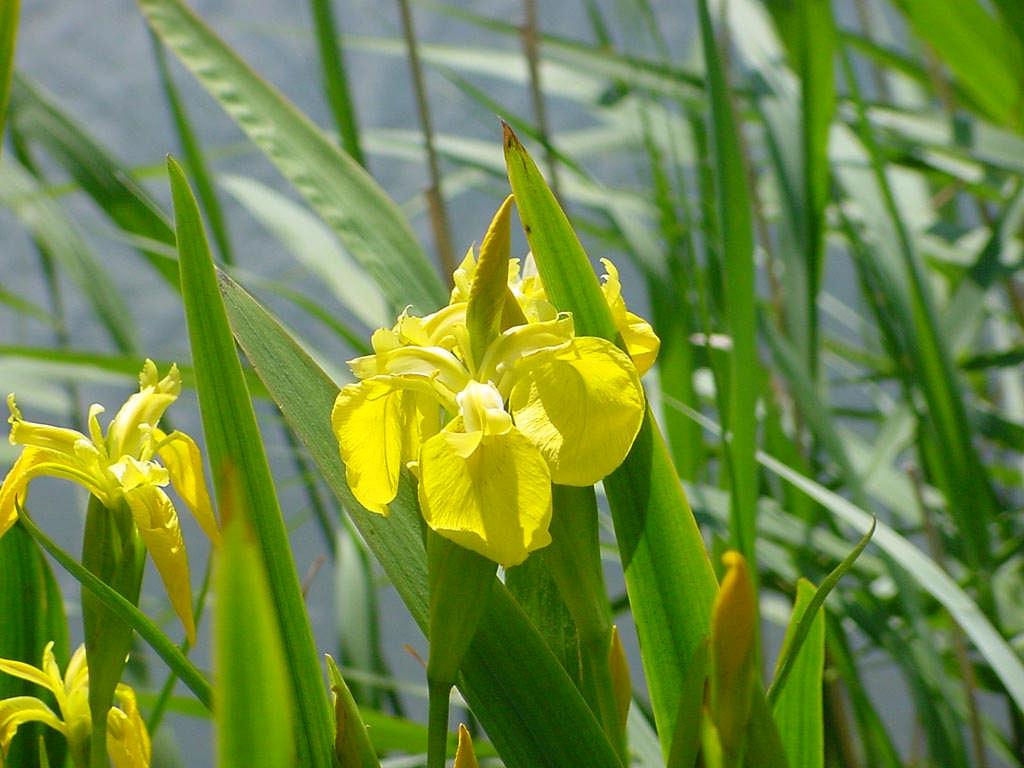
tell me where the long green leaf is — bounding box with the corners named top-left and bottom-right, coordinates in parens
top-left (309, 0), bottom-right (365, 166)
top-left (0, 0), bottom-right (17, 148)
top-left (168, 157), bottom-right (334, 768)
top-left (218, 274), bottom-right (622, 768)
top-left (0, 523), bottom-right (67, 768)
top-left (139, 0), bottom-right (446, 314)
top-left (215, 514), bottom-right (295, 768)
top-left (8, 74), bottom-right (179, 286)
top-left (696, 0), bottom-right (759, 574)
top-left (771, 584), bottom-right (825, 768)
top-left (503, 124), bottom-right (718, 756)
top-left (0, 159), bottom-right (137, 354)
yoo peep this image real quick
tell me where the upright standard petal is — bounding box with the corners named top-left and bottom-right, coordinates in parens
top-left (332, 378), bottom-right (437, 514)
top-left (152, 429), bottom-right (220, 545)
top-left (122, 483), bottom-right (196, 643)
top-left (106, 361), bottom-right (181, 459)
top-left (418, 422), bottom-right (552, 567)
top-left (509, 337), bottom-right (645, 486)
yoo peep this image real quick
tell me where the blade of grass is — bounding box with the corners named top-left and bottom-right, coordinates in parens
top-left (215, 511), bottom-right (296, 768)
top-left (0, 159), bottom-right (137, 354)
top-left (696, 0), bottom-right (759, 576)
top-left (140, 0), bottom-right (446, 313)
top-left (150, 31), bottom-right (234, 265)
top-left (9, 74), bottom-right (179, 286)
top-left (769, 581), bottom-right (825, 768)
top-left (0, 0), bottom-right (17, 149)
top-left (168, 156), bottom-right (334, 767)
top-left (309, 0), bottom-right (365, 166)
top-left (767, 519), bottom-right (874, 705)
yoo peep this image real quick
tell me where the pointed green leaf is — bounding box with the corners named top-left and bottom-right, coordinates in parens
top-left (168, 156), bottom-right (334, 768)
top-left (324, 655), bottom-right (379, 768)
top-left (139, 0), bottom-right (446, 313)
top-left (771, 580), bottom-right (825, 768)
top-left (215, 513), bottom-right (295, 768)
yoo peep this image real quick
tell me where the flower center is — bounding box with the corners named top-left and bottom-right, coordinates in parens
top-left (457, 381), bottom-right (512, 436)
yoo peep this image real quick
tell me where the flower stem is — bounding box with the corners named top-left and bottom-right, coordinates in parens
top-left (426, 681), bottom-right (451, 768)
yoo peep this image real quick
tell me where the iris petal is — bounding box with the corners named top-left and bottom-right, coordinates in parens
top-left (418, 421), bottom-right (552, 567)
top-left (106, 361), bottom-right (181, 458)
top-left (0, 696), bottom-right (66, 752)
top-left (107, 684), bottom-right (151, 768)
top-left (153, 429), bottom-right (220, 545)
top-left (509, 337), bottom-right (644, 486)
top-left (123, 484), bottom-right (195, 643)
top-left (332, 378), bottom-right (439, 514)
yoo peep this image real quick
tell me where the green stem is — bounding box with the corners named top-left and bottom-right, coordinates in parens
top-left (81, 497), bottom-right (146, 768)
top-left (545, 485), bottom-right (626, 762)
top-left (426, 681), bottom-right (450, 768)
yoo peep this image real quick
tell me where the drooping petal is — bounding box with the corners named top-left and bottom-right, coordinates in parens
top-left (509, 336), bottom-right (644, 486)
top-left (0, 696), bottom-right (66, 755)
top-left (0, 447), bottom-right (111, 538)
top-left (106, 361), bottom-right (181, 459)
top-left (107, 684), bottom-right (151, 768)
top-left (418, 422), bottom-right (552, 567)
top-left (152, 429), bottom-right (220, 545)
top-left (122, 484), bottom-right (195, 643)
top-left (332, 378), bottom-right (439, 515)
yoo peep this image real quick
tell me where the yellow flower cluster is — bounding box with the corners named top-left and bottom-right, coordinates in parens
top-left (332, 208), bottom-right (659, 567)
top-left (0, 361), bottom-right (219, 641)
top-left (0, 643), bottom-right (150, 768)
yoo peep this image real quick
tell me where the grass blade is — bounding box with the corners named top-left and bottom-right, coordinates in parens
top-left (0, 0), bottom-right (17, 149)
top-left (139, 0), bottom-right (447, 314)
top-left (9, 74), bottom-right (179, 286)
top-left (309, 0), bottom-right (365, 166)
top-left (215, 511), bottom-right (296, 768)
top-left (168, 157), bottom-right (335, 767)
top-left (696, 0), bottom-right (759, 574)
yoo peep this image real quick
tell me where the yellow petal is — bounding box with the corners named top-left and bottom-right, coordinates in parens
top-left (453, 723), bottom-right (480, 768)
top-left (0, 447), bottom-right (113, 538)
top-left (508, 337), bottom-right (644, 486)
top-left (123, 485), bottom-right (196, 643)
top-left (107, 684), bottom-right (151, 768)
top-left (332, 378), bottom-right (439, 515)
top-left (153, 429), bottom-right (220, 546)
top-left (418, 422), bottom-right (552, 567)
top-left (7, 395), bottom-right (89, 455)
top-left (0, 696), bottom-right (66, 753)
top-left (0, 657), bottom-right (59, 698)
top-left (710, 551), bottom-right (756, 755)
top-left (106, 361), bottom-right (181, 459)
top-left (620, 311), bottom-right (660, 376)
top-left (599, 260), bottom-right (660, 375)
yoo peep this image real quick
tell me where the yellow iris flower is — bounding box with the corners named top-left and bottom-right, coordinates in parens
top-left (0, 642), bottom-right (150, 768)
top-left (333, 275), bottom-right (646, 566)
top-left (0, 361), bottom-right (219, 642)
